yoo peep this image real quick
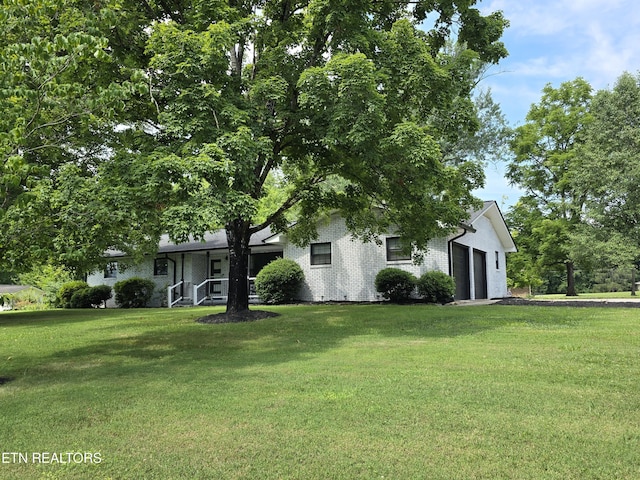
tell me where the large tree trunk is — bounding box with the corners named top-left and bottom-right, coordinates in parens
top-left (226, 219), bottom-right (251, 314)
top-left (566, 261), bottom-right (577, 296)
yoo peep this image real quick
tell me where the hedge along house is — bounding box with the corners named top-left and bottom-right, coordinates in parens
top-left (87, 201), bottom-right (516, 307)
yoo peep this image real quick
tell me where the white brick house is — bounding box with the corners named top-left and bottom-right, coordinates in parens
top-left (87, 201), bottom-right (516, 306)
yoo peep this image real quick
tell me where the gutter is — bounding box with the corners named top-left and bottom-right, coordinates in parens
top-left (447, 222), bottom-right (476, 276)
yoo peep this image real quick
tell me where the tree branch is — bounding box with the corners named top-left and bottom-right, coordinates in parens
top-left (249, 175), bottom-right (324, 234)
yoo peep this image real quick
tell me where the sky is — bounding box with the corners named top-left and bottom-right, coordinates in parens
top-left (471, 0), bottom-right (640, 210)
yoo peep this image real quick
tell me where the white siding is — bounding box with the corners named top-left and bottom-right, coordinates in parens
top-left (87, 257), bottom-right (175, 308)
top-left (284, 214), bottom-right (449, 302)
top-left (87, 207), bottom-right (512, 306)
top-left (454, 215), bottom-right (509, 299)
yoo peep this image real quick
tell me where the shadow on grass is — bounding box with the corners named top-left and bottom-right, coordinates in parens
top-left (1, 304), bottom-right (593, 390)
top-left (0, 308), bottom-right (127, 327)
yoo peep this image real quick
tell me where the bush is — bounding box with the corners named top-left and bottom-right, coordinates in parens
top-left (57, 280), bottom-right (89, 308)
top-left (70, 288), bottom-right (94, 308)
top-left (417, 270), bottom-right (455, 304)
top-left (255, 259), bottom-right (304, 304)
top-left (375, 268), bottom-right (417, 303)
top-left (70, 285), bottom-right (113, 308)
top-left (88, 284), bottom-right (113, 307)
top-left (114, 278), bottom-right (155, 308)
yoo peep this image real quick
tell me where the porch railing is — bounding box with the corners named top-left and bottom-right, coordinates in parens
top-left (167, 280), bottom-right (184, 308)
top-left (192, 277), bottom-right (258, 306)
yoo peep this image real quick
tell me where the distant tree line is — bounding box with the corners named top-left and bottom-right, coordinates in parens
top-left (506, 73), bottom-right (640, 296)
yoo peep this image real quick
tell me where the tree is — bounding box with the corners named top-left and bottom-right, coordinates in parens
top-left (506, 78), bottom-right (593, 296)
top-left (442, 87), bottom-right (513, 166)
top-left (572, 72), bottom-right (640, 294)
top-left (1, 1), bottom-right (509, 314)
top-left (0, 1), bottom-right (165, 274)
top-left (504, 199), bottom-right (544, 295)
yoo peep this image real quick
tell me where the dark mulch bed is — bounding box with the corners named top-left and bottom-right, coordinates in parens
top-left (0, 377), bottom-right (14, 385)
top-left (497, 296), bottom-right (640, 308)
top-left (196, 310), bottom-right (281, 324)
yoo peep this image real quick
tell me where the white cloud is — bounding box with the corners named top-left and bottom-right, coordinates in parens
top-left (483, 1), bottom-right (629, 37)
top-left (469, 2), bottom-right (640, 205)
top-left (480, 0), bottom-right (640, 120)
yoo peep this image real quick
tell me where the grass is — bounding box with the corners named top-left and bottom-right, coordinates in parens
top-left (1, 304), bottom-right (640, 479)
top-left (534, 291), bottom-right (639, 299)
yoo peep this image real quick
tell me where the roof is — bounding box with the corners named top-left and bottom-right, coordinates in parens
top-left (105, 201), bottom-right (516, 258)
top-left (0, 285), bottom-right (44, 294)
top-left (106, 226), bottom-right (279, 258)
top-left (465, 201), bottom-right (517, 253)
top-left (158, 227), bottom-right (277, 254)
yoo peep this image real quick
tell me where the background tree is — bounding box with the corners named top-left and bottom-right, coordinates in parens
top-left (442, 87), bottom-right (513, 166)
top-left (572, 72), bottom-right (640, 295)
top-left (1, 1), bottom-right (508, 313)
top-left (0, 0), bottom-right (167, 274)
top-left (504, 198), bottom-right (544, 295)
top-left (506, 78), bottom-right (593, 296)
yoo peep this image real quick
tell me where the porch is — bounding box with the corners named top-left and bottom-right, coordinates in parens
top-left (165, 248), bottom-right (283, 308)
top-left (167, 277), bottom-right (260, 307)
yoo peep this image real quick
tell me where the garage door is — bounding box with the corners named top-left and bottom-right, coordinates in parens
top-left (473, 249), bottom-right (488, 299)
top-left (452, 243), bottom-right (471, 300)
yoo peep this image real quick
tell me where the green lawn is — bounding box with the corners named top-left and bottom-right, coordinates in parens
top-left (1, 304), bottom-right (640, 479)
top-left (534, 291), bottom-right (639, 299)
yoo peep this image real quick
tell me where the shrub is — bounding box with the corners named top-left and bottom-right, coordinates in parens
top-left (417, 270), bottom-right (456, 304)
top-left (114, 278), bottom-right (155, 308)
top-left (255, 258), bottom-right (304, 304)
top-left (70, 285), bottom-right (113, 308)
top-left (375, 268), bottom-right (417, 303)
top-left (88, 285), bottom-right (113, 307)
top-left (70, 288), bottom-right (94, 308)
top-left (57, 281), bottom-right (89, 308)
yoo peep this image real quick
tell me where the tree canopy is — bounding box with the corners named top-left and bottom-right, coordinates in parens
top-left (573, 72), bottom-right (640, 264)
top-left (0, 0), bottom-right (509, 312)
top-left (506, 78), bottom-right (593, 296)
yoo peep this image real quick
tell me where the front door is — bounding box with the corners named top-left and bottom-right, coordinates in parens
top-left (209, 258), bottom-right (224, 297)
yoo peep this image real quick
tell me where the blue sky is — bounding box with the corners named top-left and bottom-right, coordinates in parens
top-left (471, 0), bottom-right (640, 210)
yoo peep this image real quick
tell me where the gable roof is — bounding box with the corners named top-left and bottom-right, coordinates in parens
top-left (466, 201), bottom-right (517, 253)
top-left (264, 202), bottom-right (518, 250)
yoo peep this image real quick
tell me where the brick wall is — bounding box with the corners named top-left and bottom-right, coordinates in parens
top-left (284, 214), bottom-right (449, 302)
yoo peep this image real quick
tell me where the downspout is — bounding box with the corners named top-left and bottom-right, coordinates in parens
top-left (165, 254), bottom-right (177, 307)
top-left (180, 253), bottom-right (185, 298)
top-left (448, 223), bottom-right (476, 276)
top-left (165, 254), bottom-right (177, 287)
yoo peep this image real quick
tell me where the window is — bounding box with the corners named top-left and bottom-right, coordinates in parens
top-left (495, 251), bottom-right (500, 270)
top-left (154, 258), bottom-right (169, 276)
top-left (386, 237), bottom-right (411, 261)
top-left (104, 262), bottom-right (118, 279)
top-left (310, 242), bottom-right (331, 265)
top-left (250, 251), bottom-right (283, 277)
